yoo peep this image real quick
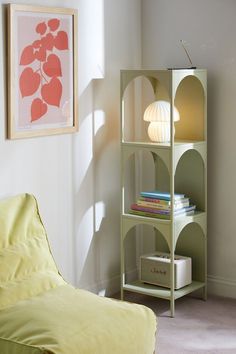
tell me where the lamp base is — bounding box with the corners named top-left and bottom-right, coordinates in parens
top-left (148, 121), bottom-right (171, 143)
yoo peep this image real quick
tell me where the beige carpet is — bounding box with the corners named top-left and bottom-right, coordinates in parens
top-left (121, 292), bottom-right (236, 354)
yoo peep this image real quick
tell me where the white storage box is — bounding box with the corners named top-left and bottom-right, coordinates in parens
top-left (140, 252), bottom-right (192, 289)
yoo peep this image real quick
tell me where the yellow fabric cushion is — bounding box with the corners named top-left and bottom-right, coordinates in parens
top-left (0, 284), bottom-right (156, 354)
top-left (0, 194), bottom-right (65, 310)
top-left (0, 194), bottom-right (157, 353)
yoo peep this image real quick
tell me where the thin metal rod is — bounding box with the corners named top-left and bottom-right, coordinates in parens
top-left (180, 40), bottom-right (193, 67)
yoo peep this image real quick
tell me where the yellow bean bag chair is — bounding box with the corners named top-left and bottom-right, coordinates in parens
top-left (0, 194), bottom-right (156, 354)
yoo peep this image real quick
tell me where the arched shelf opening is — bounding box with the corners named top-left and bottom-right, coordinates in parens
top-left (121, 74), bottom-right (156, 99)
top-left (174, 75), bottom-right (206, 141)
top-left (123, 224), bottom-right (169, 283)
top-left (175, 222), bottom-right (206, 283)
top-left (154, 228), bottom-right (171, 253)
top-left (175, 149), bottom-right (206, 212)
top-left (122, 150), bottom-right (170, 214)
top-left (122, 75), bottom-right (155, 143)
top-left (121, 75), bottom-right (170, 143)
top-left (123, 223), bottom-right (168, 245)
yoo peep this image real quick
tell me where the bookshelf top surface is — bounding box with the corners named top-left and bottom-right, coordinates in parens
top-left (121, 140), bottom-right (206, 149)
top-left (121, 69), bottom-right (207, 74)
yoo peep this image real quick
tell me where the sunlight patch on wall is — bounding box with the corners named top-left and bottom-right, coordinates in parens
top-left (95, 201), bottom-right (105, 232)
top-left (94, 110), bottom-right (106, 135)
top-left (76, 113), bottom-right (93, 187)
top-left (76, 206), bottom-right (94, 280)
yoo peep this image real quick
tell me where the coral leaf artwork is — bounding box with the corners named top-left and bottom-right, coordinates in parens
top-left (41, 33), bottom-right (54, 51)
top-left (36, 22), bottom-right (47, 35)
top-left (34, 47), bottom-right (46, 62)
top-left (33, 40), bottom-right (41, 48)
top-left (8, 4), bottom-right (78, 139)
top-left (43, 54), bottom-right (62, 77)
top-left (31, 98), bottom-right (48, 121)
top-left (54, 31), bottom-right (69, 50)
top-left (48, 18), bottom-right (60, 31)
top-left (19, 17), bottom-right (69, 121)
top-left (20, 67), bottom-right (40, 97)
top-left (20, 45), bottom-right (35, 65)
top-left (41, 77), bottom-right (62, 107)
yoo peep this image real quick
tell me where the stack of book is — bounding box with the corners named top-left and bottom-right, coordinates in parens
top-left (129, 191), bottom-right (196, 219)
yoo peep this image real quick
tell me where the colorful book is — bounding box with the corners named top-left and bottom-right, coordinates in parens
top-left (129, 208), bottom-right (196, 220)
top-left (137, 199), bottom-right (189, 210)
top-left (140, 191), bottom-right (185, 201)
top-left (130, 203), bottom-right (196, 215)
top-left (129, 210), bottom-right (171, 219)
top-left (139, 196), bottom-right (189, 206)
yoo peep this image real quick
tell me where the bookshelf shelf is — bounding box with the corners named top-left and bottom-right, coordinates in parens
top-left (123, 280), bottom-right (205, 300)
top-left (122, 211), bottom-right (206, 236)
top-left (122, 139), bottom-right (206, 148)
top-left (122, 212), bottom-right (171, 225)
top-left (120, 69), bottom-right (207, 317)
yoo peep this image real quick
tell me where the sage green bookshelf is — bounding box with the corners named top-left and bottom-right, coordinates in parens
top-left (120, 69), bottom-right (207, 317)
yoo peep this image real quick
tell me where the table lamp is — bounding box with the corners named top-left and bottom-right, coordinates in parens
top-left (143, 100), bottom-right (180, 143)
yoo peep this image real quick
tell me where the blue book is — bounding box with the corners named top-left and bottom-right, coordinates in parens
top-left (140, 191), bottom-right (185, 201)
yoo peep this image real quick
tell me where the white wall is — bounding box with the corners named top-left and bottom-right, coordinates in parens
top-left (0, 0), bottom-right (141, 294)
top-left (74, 0), bottom-right (141, 293)
top-left (142, 0), bottom-right (236, 298)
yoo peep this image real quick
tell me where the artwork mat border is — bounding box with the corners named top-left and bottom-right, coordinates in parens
top-left (7, 4), bottom-right (78, 139)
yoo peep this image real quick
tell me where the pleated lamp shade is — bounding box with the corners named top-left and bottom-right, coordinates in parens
top-left (143, 100), bottom-right (180, 142)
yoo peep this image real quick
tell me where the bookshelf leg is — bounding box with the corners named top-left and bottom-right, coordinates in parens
top-left (203, 285), bottom-right (207, 301)
top-left (170, 298), bottom-right (175, 318)
top-left (121, 287), bottom-right (124, 301)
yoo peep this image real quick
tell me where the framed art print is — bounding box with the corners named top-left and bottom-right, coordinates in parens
top-left (7, 4), bottom-right (78, 139)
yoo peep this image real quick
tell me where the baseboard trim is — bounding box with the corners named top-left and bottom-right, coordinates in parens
top-left (207, 275), bottom-right (236, 299)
